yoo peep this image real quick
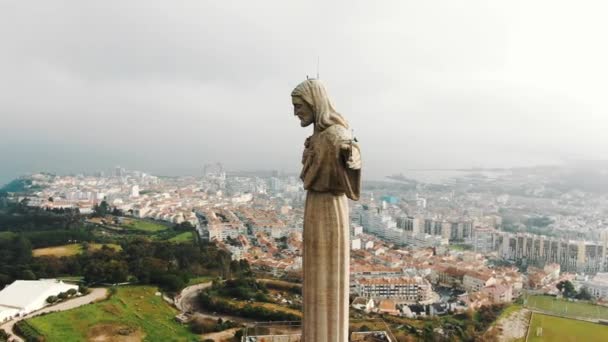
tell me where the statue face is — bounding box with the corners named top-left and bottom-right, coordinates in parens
top-left (292, 96), bottom-right (314, 127)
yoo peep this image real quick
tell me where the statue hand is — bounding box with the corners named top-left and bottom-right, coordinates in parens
top-left (340, 142), bottom-right (361, 170)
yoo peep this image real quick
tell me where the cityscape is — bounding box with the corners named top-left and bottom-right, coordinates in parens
top-left (1, 162), bottom-right (608, 341)
top-left (2, 1), bottom-right (608, 341)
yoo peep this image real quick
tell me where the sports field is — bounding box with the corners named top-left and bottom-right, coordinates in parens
top-left (527, 313), bottom-right (608, 342)
top-left (27, 286), bottom-right (198, 342)
top-left (526, 295), bottom-right (608, 320)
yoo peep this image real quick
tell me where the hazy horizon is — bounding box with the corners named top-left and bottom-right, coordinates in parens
top-left (2, 1), bottom-right (608, 186)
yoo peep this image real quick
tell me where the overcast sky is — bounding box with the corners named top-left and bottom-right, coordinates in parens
top-left (1, 0), bottom-right (607, 184)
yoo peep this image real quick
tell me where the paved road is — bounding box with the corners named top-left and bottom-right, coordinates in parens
top-left (175, 281), bottom-right (256, 324)
top-left (175, 281), bottom-right (212, 312)
top-left (0, 288), bottom-right (108, 342)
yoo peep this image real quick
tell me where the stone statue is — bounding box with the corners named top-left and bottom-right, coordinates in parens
top-left (291, 79), bottom-right (361, 342)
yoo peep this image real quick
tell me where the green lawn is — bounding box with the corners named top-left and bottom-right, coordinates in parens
top-left (121, 219), bottom-right (168, 232)
top-left (528, 313), bottom-right (608, 342)
top-left (89, 243), bottom-right (122, 251)
top-left (526, 295), bottom-right (608, 320)
top-left (0, 231), bottom-right (17, 240)
top-left (27, 286), bottom-right (198, 342)
top-left (186, 276), bottom-right (216, 286)
top-left (168, 231), bottom-right (194, 243)
top-left (449, 244), bottom-right (473, 251)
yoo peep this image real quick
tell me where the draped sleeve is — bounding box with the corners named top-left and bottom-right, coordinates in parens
top-left (300, 125), bottom-right (361, 201)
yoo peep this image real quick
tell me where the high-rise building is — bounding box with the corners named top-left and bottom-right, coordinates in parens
top-left (130, 185), bottom-right (139, 198)
top-left (498, 232), bottom-right (608, 274)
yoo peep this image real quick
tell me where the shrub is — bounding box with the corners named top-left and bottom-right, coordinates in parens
top-left (198, 291), bottom-right (300, 321)
top-left (189, 317), bottom-right (217, 334)
top-left (0, 329), bottom-right (9, 342)
top-left (78, 284), bottom-right (90, 294)
top-left (46, 295), bottom-right (58, 304)
top-left (234, 329), bottom-right (244, 339)
top-left (14, 321), bottom-right (43, 342)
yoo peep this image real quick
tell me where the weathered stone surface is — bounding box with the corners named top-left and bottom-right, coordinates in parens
top-left (291, 79), bottom-right (361, 342)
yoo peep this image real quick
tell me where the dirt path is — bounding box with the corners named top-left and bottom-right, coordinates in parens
top-left (495, 308), bottom-right (531, 342)
top-left (200, 327), bottom-right (240, 341)
top-left (0, 288), bottom-right (108, 342)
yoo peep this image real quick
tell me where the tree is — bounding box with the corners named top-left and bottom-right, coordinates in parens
top-left (576, 287), bottom-right (593, 300)
top-left (153, 274), bottom-right (185, 292)
top-left (20, 269), bottom-right (36, 280)
top-left (94, 200), bottom-right (110, 217)
top-left (13, 236), bottom-right (33, 264)
top-left (0, 329), bottom-right (9, 342)
top-left (557, 280), bottom-right (576, 298)
top-left (107, 260), bottom-right (129, 283)
top-left (78, 285), bottom-right (90, 294)
top-left (175, 221), bottom-right (194, 231)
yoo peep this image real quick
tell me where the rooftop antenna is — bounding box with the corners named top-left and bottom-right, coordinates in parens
top-left (316, 56), bottom-right (320, 79)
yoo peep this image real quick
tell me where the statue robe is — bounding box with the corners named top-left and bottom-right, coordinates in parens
top-left (301, 124), bottom-right (361, 342)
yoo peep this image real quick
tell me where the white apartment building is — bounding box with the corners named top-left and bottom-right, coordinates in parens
top-left (498, 232), bottom-right (608, 273)
top-left (463, 272), bottom-right (496, 293)
top-left (355, 276), bottom-right (433, 302)
top-left (351, 238), bottom-right (361, 250)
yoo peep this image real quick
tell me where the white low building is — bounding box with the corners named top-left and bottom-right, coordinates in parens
top-left (0, 305), bottom-right (18, 323)
top-left (0, 279), bottom-right (79, 322)
top-left (585, 272), bottom-right (608, 300)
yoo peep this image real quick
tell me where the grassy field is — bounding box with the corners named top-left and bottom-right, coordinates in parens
top-left (0, 231), bottom-right (17, 240)
top-left (526, 295), bottom-right (608, 320)
top-left (528, 313), bottom-right (608, 342)
top-left (27, 286), bottom-right (199, 342)
top-left (121, 219), bottom-right (168, 232)
top-left (168, 231), bottom-right (194, 243)
top-left (258, 279), bottom-right (302, 289)
top-left (32, 243), bottom-right (122, 257)
top-left (186, 276), bottom-right (216, 286)
top-left (225, 298), bottom-right (303, 318)
top-left (89, 243), bottom-right (122, 252)
top-left (449, 244), bottom-right (473, 251)
top-left (32, 244), bottom-right (82, 257)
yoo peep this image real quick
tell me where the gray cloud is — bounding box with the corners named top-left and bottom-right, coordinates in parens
top-left (1, 0), bottom-right (607, 184)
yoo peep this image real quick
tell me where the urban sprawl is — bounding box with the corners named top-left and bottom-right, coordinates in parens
top-left (8, 164), bottom-right (608, 318)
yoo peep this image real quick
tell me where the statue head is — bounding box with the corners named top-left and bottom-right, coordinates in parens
top-left (291, 79), bottom-right (349, 131)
